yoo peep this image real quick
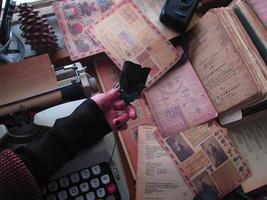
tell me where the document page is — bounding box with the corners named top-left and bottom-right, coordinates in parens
top-left (136, 126), bottom-right (194, 200)
top-left (145, 60), bottom-right (217, 138)
top-left (187, 10), bottom-right (260, 113)
top-left (132, 0), bottom-right (178, 40)
top-left (88, 1), bottom-right (180, 88)
top-left (154, 121), bottom-right (250, 198)
top-left (53, 0), bottom-right (122, 60)
top-left (229, 111), bottom-right (267, 193)
top-left (132, 0), bottom-right (200, 40)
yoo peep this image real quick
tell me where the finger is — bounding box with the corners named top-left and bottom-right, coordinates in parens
top-left (112, 100), bottom-right (126, 110)
top-left (113, 112), bottom-right (130, 127)
top-left (104, 88), bottom-right (120, 102)
top-left (127, 104), bottom-right (137, 120)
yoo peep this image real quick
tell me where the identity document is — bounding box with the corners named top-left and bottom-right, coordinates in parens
top-left (88, 1), bottom-right (180, 88)
top-left (53, 0), bottom-right (122, 60)
top-left (145, 61), bottom-right (217, 138)
top-left (154, 121), bottom-right (250, 198)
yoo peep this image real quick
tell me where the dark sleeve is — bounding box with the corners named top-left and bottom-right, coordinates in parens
top-left (15, 98), bottom-right (111, 185)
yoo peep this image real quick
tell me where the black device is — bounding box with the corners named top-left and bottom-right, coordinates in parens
top-left (160, 0), bottom-right (199, 32)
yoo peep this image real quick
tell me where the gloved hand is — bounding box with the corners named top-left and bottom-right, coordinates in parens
top-left (92, 88), bottom-right (137, 130)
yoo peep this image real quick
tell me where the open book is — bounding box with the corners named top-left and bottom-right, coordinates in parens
top-left (145, 7), bottom-right (267, 139)
top-left (142, 6), bottom-right (265, 198)
top-left (187, 8), bottom-right (267, 114)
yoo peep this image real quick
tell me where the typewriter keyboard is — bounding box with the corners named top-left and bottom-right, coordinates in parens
top-left (41, 162), bottom-right (121, 200)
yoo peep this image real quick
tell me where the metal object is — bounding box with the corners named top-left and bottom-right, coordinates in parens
top-left (55, 62), bottom-right (99, 97)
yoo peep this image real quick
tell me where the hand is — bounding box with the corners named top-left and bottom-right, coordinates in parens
top-left (91, 88), bottom-right (137, 130)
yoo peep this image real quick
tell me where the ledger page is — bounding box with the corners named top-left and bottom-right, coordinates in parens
top-left (88, 1), bottom-right (180, 88)
top-left (229, 111), bottom-right (267, 193)
top-left (136, 126), bottom-right (194, 200)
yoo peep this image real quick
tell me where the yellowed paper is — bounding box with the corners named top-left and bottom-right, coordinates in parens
top-left (87, 1), bottom-right (180, 88)
top-left (188, 10), bottom-right (261, 113)
top-left (136, 126), bottom-right (194, 200)
top-left (132, 0), bottom-right (178, 40)
top-left (132, 0), bottom-right (200, 40)
top-left (154, 121), bottom-right (250, 198)
top-left (229, 111), bottom-right (267, 193)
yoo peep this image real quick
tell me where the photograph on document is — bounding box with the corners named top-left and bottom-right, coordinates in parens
top-left (210, 160), bottom-right (242, 193)
top-left (192, 171), bottom-right (219, 195)
top-left (166, 133), bottom-right (194, 162)
top-left (201, 136), bottom-right (228, 168)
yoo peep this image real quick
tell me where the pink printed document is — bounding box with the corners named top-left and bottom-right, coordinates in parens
top-left (88, 1), bottom-right (181, 88)
top-left (53, 0), bottom-right (122, 61)
top-left (145, 60), bottom-right (218, 138)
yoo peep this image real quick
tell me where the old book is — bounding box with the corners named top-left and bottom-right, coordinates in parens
top-left (187, 8), bottom-right (267, 114)
top-left (88, 1), bottom-right (181, 88)
top-left (228, 110), bottom-right (267, 193)
top-left (0, 54), bottom-right (61, 117)
top-left (94, 56), bottom-right (154, 178)
top-left (136, 126), bottom-right (194, 200)
top-left (153, 121), bottom-right (250, 198)
top-left (233, 0), bottom-right (267, 64)
top-left (245, 0), bottom-right (267, 27)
